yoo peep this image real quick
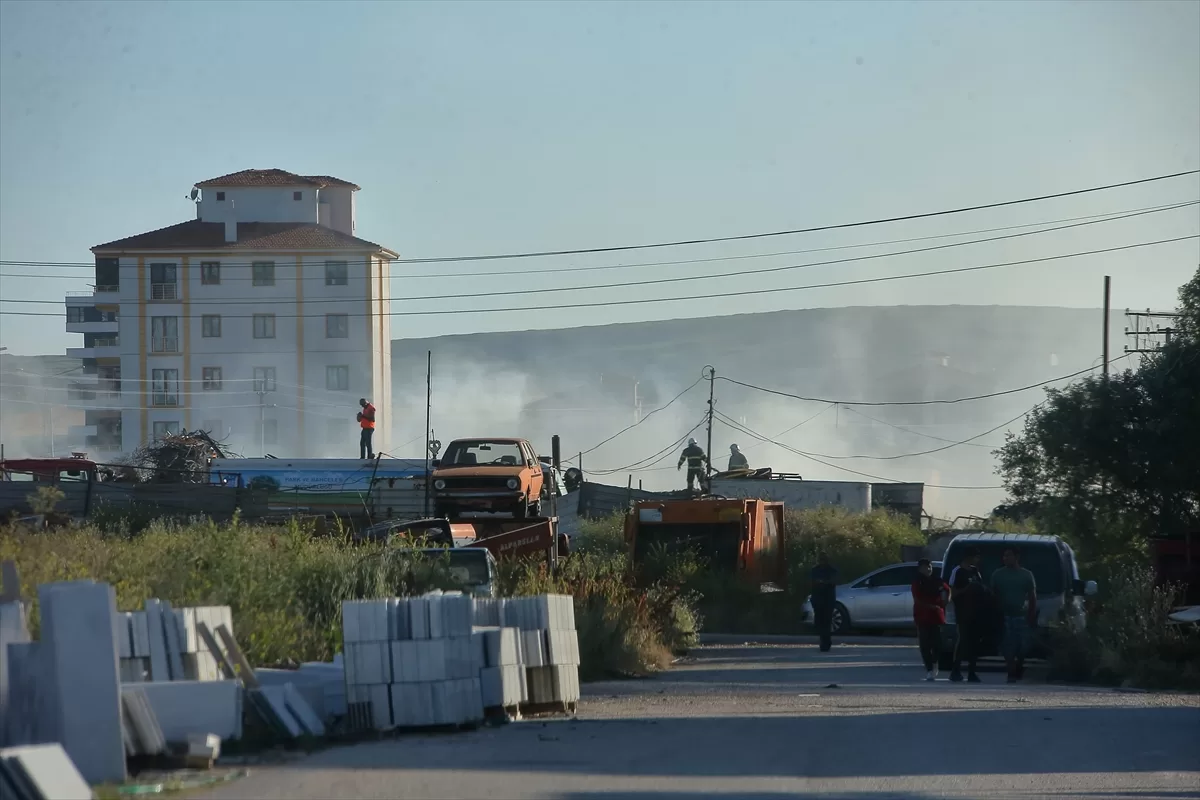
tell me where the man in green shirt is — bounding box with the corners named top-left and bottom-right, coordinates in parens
top-left (991, 546), bottom-right (1037, 684)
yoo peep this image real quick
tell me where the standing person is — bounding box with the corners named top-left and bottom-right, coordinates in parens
top-left (948, 547), bottom-right (986, 683)
top-left (912, 558), bottom-right (949, 681)
top-left (676, 438), bottom-right (708, 492)
top-left (991, 546), bottom-right (1037, 684)
top-left (357, 397), bottom-right (376, 460)
top-left (810, 552), bottom-right (839, 653)
top-left (727, 443), bottom-right (749, 471)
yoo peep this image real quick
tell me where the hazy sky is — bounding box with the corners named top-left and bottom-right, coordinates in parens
top-left (1, 0), bottom-right (1198, 357)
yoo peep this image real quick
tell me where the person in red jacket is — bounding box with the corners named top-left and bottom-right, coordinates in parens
top-left (912, 558), bottom-right (949, 681)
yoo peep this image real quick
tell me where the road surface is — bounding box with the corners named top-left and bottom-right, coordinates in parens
top-left (199, 640), bottom-right (1200, 799)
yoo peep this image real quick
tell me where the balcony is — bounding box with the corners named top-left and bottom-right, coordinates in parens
top-left (66, 286), bottom-right (120, 304)
top-left (151, 393), bottom-right (179, 407)
top-left (150, 283), bottom-right (178, 301)
top-left (65, 318), bottom-right (120, 335)
top-left (66, 338), bottom-right (121, 360)
top-left (69, 425), bottom-right (98, 439)
top-left (85, 435), bottom-right (123, 452)
top-left (151, 337), bottom-right (179, 354)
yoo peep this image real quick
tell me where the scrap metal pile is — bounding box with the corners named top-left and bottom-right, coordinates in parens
top-left (115, 430), bottom-right (237, 483)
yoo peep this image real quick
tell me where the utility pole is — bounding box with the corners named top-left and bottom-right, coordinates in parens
top-left (703, 365), bottom-right (715, 489)
top-left (1102, 275), bottom-right (1111, 380)
top-left (424, 350), bottom-right (432, 517)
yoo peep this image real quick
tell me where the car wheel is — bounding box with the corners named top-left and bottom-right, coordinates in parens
top-left (831, 603), bottom-right (850, 634)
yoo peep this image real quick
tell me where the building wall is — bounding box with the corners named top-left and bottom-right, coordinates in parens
top-left (197, 187), bottom-right (320, 226)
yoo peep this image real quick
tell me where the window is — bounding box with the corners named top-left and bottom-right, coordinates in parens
top-left (151, 316), bottom-right (179, 352)
top-left (253, 314), bottom-right (276, 339)
top-left (253, 366), bottom-right (276, 392)
top-left (150, 263), bottom-right (177, 300)
top-left (151, 368), bottom-right (179, 407)
top-left (325, 313), bottom-right (349, 338)
top-left (215, 191), bottom-right (225, 201)
top-left (200, 261), bottom-right (221, 285)
top-left (201, 419), bottom-right (224, 437)
top-left (326, 365), bottom-right (349, 391)
top-left (152, 421), bottom-right (180, 440)
top-left (202, 367), bottom-right (222, 390)
top-left (293, 191), bottom-right (303, 201)
top-left (252, 261), bottom-right (275, 287)
top-left (257, 419), bottom-right (279, 446)
top-left (201, 314), bottom-right (221, 338)
top-left (66, 307), bottom-right (85, 324)
top-left (858, 566), bottom-right (919, 589)
top-left (324, 261), bottom-right (348, 286)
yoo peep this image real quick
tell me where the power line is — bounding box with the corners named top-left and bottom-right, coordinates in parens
top-left (567, 376), bottom-right (704, 462)
top-left (585, 415), bottom-right (709, 476)
top-left (717, 352), bottom-right (1136, 407)
top-left (738, 403), bottom-right (838, 454)
top-left (2, 200), bottom-right (1190, 279)
top-left (3, 235), bottom-right (1195, 320)
top-left (6, 201), bottom-right (1196, 309)
top-left (840, 406), bottom-right (998, 449)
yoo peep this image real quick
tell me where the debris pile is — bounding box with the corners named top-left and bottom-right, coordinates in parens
top-left (116, 430), bottom-right (234, 483)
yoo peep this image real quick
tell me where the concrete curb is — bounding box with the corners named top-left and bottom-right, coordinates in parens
top-left (699, 633), bottom-right (918, 647)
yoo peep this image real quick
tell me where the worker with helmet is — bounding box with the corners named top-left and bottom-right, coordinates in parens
top-left (677, 437), bottom-right (709, 492)
top-left (728, 443), bottom-right (749, 472)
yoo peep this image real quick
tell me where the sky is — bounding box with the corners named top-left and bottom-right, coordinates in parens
top-left (0, 0), bottom-right (1197, 357)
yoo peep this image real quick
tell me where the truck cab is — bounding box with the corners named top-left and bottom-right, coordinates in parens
top-left (431, 438), bottom-right (546, 519)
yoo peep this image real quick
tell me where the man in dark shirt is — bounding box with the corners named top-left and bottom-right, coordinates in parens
top-left (948, 546), bottom-right (985, 683)
top-left (810, 552), bottom-right (839, 652)
top-left (677, 438), bottom-right (708, 492)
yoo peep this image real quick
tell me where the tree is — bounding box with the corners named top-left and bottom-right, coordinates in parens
top-left (995, 267), bottom-right (1200, 553)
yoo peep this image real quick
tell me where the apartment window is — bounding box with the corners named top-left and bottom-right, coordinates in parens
top-left (253, 366), bottom-right (276, 393)
top-left (151, 316), bottom-right (179, 352)
top-left (325, 313), bottom-right (349, 339)
top-left (151, 368), bottom-right (179, 407)
top-left (256, 419), bottom-right (279, 446)
top-left (150, 263), bottom-right (178, 300)
top-left (202, 367), bottom-right (222, 390)
top-left (201, 314), bottom-right (221, 338)
top-left (252, 261), bottom-right (275, 287)
top-left (215, 192), bottom-right (225, 201)
top-left (253, 313), bottom-right (276, 339)
top-left (324, 261), bottom-right (348, 286)
top-left (201, 419), bottom-right (224, 437)
top-left (66, 307), bottom-right (85, 324)
top-left (152, 421), bottom-right (180, 441)
top-left (200, 261), bottom-right (221, 285)
top-left (99, 365), bottom-right (121, 394)
top-left (293, 191), bottom-right (303, 201)
top-left (326, 365), bottom-right (349, 391)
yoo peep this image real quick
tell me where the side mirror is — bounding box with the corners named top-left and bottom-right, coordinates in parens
top-left (865, 577), bottom-right (876, 588)
top-left (1084, 580), bottom-right (1099, 597)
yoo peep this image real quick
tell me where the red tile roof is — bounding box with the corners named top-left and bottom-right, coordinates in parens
top-left (194, 169), bottom-right (359, 190)
top-left (91, 221), bottom-right (392, 254)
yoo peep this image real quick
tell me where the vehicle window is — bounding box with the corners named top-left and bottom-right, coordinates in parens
top-left (872, 565), bottom-right (918, 587)
top-left (943, 543), bottom-right (1065, 594)
top-left (442, 440), bottom-right (524, 466)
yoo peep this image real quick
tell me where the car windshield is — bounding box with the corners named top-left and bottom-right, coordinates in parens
top-left (428, 549), bottom-right (491, 586)
top-left (942, 543), bottom-right (1065, 594)
top-left (442, 440), bottom-right (525, 467)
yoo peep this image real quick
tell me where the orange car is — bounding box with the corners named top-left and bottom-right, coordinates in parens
top-left (431, 438), bottom-right (546, 519)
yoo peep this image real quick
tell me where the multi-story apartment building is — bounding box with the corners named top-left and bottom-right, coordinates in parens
top-left (64, 169), bottom-right (397, 458)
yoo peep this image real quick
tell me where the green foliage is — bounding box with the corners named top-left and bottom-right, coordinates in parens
top-left (27, 485), bottom-right (64, 516)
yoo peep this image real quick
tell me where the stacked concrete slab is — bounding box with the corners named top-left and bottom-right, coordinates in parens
top-left (117, 603), bottom-right (232, 683)
top-left (502, 595), bottom-right (581, 708)
top-left (343, 591), bottom-right (485, 729)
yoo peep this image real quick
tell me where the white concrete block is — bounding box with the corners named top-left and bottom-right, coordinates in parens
top-left (159, 600), bottom-right (186, 681)
top-left (479, 627), bottom-right (520, 668)
top-left (130, 611), bottom-right (150, 658)
top-left (365, 683), bottom-right (391, 729)
top-left (472, 597), bottom-right (501, 627)
top-left (480, 665), bottom-right (522, 708)
top-left (430, 681), bottom-right (451, 725)
top-left (408, 597), bottom-right (430, 639)
top-left (341, 600), bottom-right (362, 643)
top-left (390, 682), bottom-right (434, 727)
top-left (38, 580), bottom-right (126, 785)
top-left (121, 688), bottom-right (166, 755)
top-left (0, 743), bottom-right (92, 800)
top-left (426, 595), bottom-right (445, 639)
top-left (128, 680), bottom-right (243, 742)
top-left (389, 640), bottom-right (419, 683)
top-left (441, 594), bottom-right (472, 637)
top-left (388, 598), bottom-right (409, 641)
top-left (521, 629), bottom-right (546, 668)
top-left (546, 628), bottom-right (580, 666)
top-left (256, 686), bottom-right (304, 738)
top-left (185, 732), bottom-right (221, 767)
top-left (0, 600), bottom-right (31, 742)
top-left (347, 642), bottom-right (389, 685)
top-left (143, 599), bottom-right (170, 682)
top-left (284, 683), bottom-right (326, 736)
top-left (445, 636), bottom-right (476, 680)
top-left (116, 612), bottom-right (133, 658)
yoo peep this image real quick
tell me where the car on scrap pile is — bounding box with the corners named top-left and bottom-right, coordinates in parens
top-left (430, 438), bottom-right (546, 519)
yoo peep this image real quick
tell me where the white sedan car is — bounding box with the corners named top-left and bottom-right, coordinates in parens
top-left (801, 561), bottom-right (941, 634)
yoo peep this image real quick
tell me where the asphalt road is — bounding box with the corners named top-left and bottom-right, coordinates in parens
top-left (199, 640), bottom-right (1200, 800)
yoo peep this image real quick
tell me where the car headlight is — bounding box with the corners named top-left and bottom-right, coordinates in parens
top-left (506, 478), bottom-right (519, 490)
top-left (433, 479), bottom-right (446, 490)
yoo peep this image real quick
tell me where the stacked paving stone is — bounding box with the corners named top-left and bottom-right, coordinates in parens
top-left (341, 592), bottom-right (581, 729)
top-left (116, 603), bottom-right (233, 683)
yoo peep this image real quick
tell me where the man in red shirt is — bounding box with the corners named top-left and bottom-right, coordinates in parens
top-left (912, 558), bottom-right (949, 681)
top-left (357, 397), bottom-right (376, 459)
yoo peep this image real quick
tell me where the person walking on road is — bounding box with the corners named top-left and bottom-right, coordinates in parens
top-left (912, 558), bottom-right (949, 681)
top-left (357, 397), bottom-right (377, 460)
top-left (677, 438), bottom-right (708, 492)
top-left (948, 546), bottom-right (985, 683)
top-left (810, 552), bottom-right (839, 653)
top-left (991, 546), bottom-right (1037, 683)
top-left (727, 443), bottom-right (749, 471)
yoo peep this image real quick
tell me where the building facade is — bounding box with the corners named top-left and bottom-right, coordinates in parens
top-left (64, 169), bottom-right (397, 458)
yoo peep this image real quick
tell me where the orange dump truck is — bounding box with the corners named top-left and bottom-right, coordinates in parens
top-left (624, 497), bottom-right (787, 591)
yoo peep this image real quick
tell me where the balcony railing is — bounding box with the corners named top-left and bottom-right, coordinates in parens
top-left (151, 337), bottom-right (179, 353)
top-left (95, 285), bottom-right (119, 293)
top-left (150, 283), bottom-right (178, 300)
top-left (151, 393), bottom-right (179, 407)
